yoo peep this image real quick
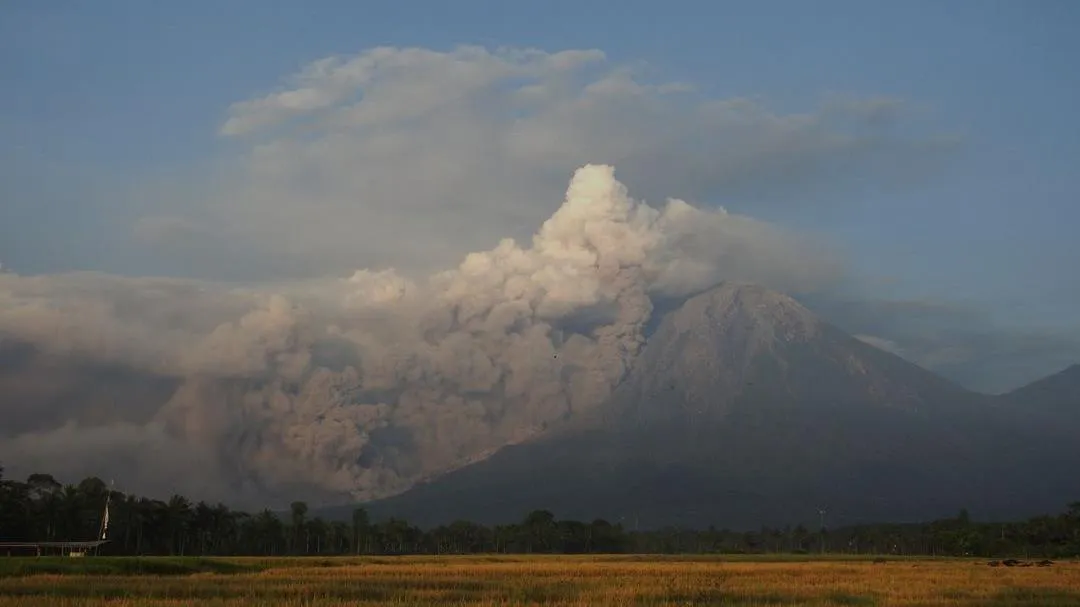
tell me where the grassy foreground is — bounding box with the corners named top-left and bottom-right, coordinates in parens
top-left (0, 554), bottom-right (1077, 606)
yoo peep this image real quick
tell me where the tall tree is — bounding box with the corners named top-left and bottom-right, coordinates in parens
top-left (352, 507), bottom-right (370, 555)
top-left (290, 501), bottom-right (308, 555)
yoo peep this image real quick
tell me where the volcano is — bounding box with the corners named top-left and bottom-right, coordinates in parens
top-left (346, 283), bottom-right (1080, 529)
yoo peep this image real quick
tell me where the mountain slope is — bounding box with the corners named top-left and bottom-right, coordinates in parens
top-left (1003, 363), bottom-right (1080, 412)
top-left (345, 284), bottom-right (1080, 530)
top-left (997, 363), bottom-right (1080, 452)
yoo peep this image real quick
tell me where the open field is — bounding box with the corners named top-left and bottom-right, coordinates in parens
top-left (0, 555), bottom-right (1078, 606)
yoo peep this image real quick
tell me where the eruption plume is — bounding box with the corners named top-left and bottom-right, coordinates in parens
top-left (0, 164), bottom-right (838, 506)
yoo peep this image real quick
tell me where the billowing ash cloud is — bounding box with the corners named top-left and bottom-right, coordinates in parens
top-left (0, 165), bottom-right (840, 507)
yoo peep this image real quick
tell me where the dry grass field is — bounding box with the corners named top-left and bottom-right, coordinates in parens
top-left (0, 555), bottom-right (1078, 606)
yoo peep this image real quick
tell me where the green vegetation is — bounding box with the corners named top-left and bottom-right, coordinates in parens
top-left (2, 465), bottom-right (1080, 558)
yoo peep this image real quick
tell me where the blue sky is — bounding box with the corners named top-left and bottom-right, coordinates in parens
top-left (2, 0), bottom-right (1079, 390)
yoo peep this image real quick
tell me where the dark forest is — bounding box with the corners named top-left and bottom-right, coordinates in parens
top-left (2, 467), bottom-right (1078, 558)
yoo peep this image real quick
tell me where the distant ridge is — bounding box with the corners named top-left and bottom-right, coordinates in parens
top-left (1004, 363), bottom-right (1080, 406)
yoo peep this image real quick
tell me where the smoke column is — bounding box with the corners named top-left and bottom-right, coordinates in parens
top-left (0, 164), bottom-right (838, 506)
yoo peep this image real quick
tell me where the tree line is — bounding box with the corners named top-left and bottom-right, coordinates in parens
top-left (2, 467), bottom-right (1078, 558)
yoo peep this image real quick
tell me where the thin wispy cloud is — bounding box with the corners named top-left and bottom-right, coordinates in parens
top-left (138, 45), bottom-right (952, 282)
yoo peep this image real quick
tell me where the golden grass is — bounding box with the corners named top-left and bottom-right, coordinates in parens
top-left (0, 555), bottom-right (1077, 606)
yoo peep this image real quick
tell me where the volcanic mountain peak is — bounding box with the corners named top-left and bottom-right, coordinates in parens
top-left (612, 283), bottom-right (820, 415)
top-left (665, 282), bottom-right (821, 345)
top-left (593, 281), bottom-right (984, 434)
